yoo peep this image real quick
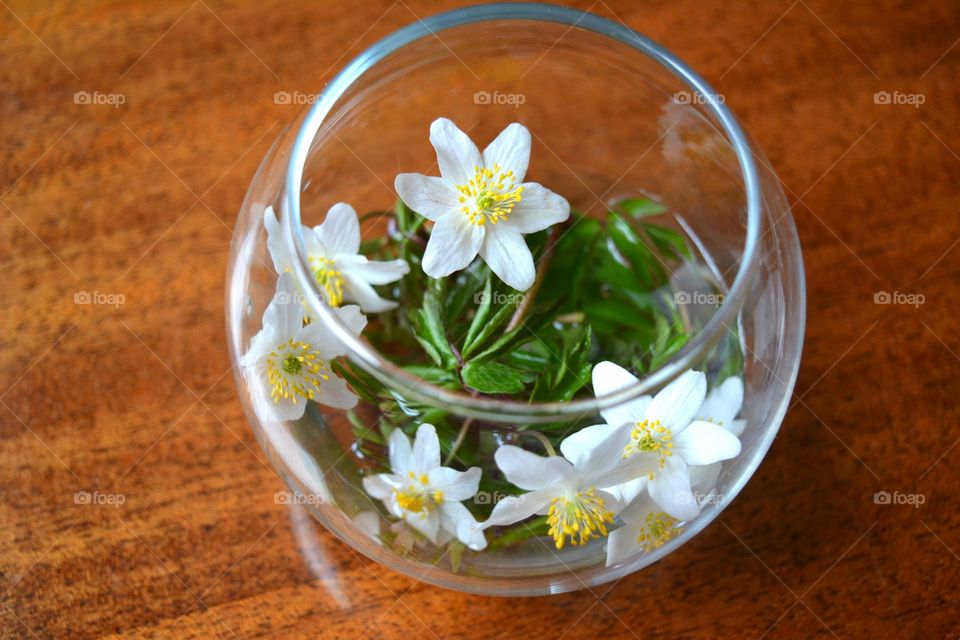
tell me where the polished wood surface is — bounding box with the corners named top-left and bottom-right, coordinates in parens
top-left (2, 0), bottom-right (959, 637)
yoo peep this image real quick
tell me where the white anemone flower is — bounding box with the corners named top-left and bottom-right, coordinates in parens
top-left (560, 362), bottom-right (741, 521)
top-left (478, 445), bottom-right (647, 550)
top-left (241, 273), bottom-right (366, 421)
top-left (263, 203), bottom-right (409, 312)
top-left (605, 495), bottom-right (685, 567)
top-left (697, 376), bottom-right (746, 437)
top-left (394, 118), bottom-right (570, 291)
top-left (362, 424), bottom-right (487, 551)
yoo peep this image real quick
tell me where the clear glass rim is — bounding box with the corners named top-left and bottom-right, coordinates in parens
top-left (281, 1), bottom-right (763, 421)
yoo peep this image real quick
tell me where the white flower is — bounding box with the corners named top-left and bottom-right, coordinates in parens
top-left (478, 445), bottom-right (643, 549)
top-left (605, 495), bottom-right (684, 567)
top-left (560, 362), bottom-right (741, 521)
top-left (394, 118), bottom-right (570, 291)
top-left (697, 376), bottom-right (746, 437)
top-left (241, 272), bottom-right (366, 421)
top-left (264, 203), bottom-right (409, 312)
top-left (362, 424), bottom-right (487, 551)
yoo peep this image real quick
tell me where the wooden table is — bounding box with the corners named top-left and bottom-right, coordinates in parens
top-left (2, 0), bottom-right (958, 637)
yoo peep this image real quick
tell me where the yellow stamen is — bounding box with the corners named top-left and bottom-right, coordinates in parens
top-left (308, 256), bottom-right (344, 307)
top-left (266, 338), bottom-right (329, 404)
top-left (394, 481), bottom-right (442, 517)
top-left (637, 511), bottom-right (681, 551)
top-left (456, 163), bottom-right (524, 226)
top-left (546, 488), bottom-right (615, 549)
top-left (623, 419), bottom-right (673, 478)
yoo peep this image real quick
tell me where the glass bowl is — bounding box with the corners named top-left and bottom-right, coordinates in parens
top-left (225, 2), bottom-right (805, 596)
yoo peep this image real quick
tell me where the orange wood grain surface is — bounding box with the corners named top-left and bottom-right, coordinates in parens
top-left (2, 1), bottom-right (959, 637)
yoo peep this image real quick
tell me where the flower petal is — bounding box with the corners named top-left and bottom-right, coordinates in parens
top-left (698, 376), bottom-right (744, 427)
top-left (264, 272), bottom-right (304, 339)
top-left (263, 206), bottom-right (294, 274)
top-left (340, 255), bottom-right (409, 285)
top-left (605, 497), bottom-right (659, 566)
top-left (590, 453), bottom-right (659, 488)
top-left (559, 423), bottom-right (616, 469)
top-left (482, 122), bottom-right (531, 182)
top-left (606, 523), bottom-right (643, 567)
top-left (647, 458), bottom-right (699, 520)
top-left (604, 477), bottom-right (648, 506)
top-left (573, 422), bottom-right (633, 475)
top-left (314, 374), bottom-right (358, 410)
top-left (494, 445), bottom-right (575, 490)
top-left (689, 462), bottom-right (722, 501)
top-left (480, 489), bottom-right (552, 529)
top-left (422, 211), bottom-right (484, 279)
top-left (428, 466), bottom-right (481, 502)
top-left (672, 420), bottom-right (741, 466)
top-left (430, 117), bottom-right (482, 185)
top-left (404, 508), bottom-right (441, 543)
top-left (479, 225), bottom-right (535, 291)
top-left (362, 473), bottom-right (402, 500)
top-left (388, 427), bottom-right (413, 476)
top-left (440, 501), bottom-right (488, 550)
top-left (315, 202), bottom-right (360, 255)
top-left (412, 423), bottom-right (441, 472)
top-left (394, 173), bottom-right (460, 222)
top-left (342, 273), bottom-right (398, 313)
top-left (297, 304), bottom-right (367, 359)
top-left (352, 511), bottom-right (382, 543)
top-left (646, 370), bottom-right (706, 435)
top-left (503, 183), bottom-right (570, 234)
top-left (270, 393), bottom-right (309, 422)
top-left (592, 361), bottom-right (651, 428)
top-left (726, 419), bottom-right (747, 437)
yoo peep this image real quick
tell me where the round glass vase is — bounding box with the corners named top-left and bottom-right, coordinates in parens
top-left (225, 2), bottom-right (805, 596)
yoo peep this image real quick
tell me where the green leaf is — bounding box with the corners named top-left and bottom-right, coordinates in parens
top-left (415, 288), bottom-right (458, 370)
top-left (461, 361), bottom-right (530, 394)
top-left (445, 263), bottom-right (488, 329)
top-left (462, 276), bottom-right (493, 350)
top-left (460, 298), bottom-right (516, 358)
top-left (641, 223), bottom-right (692, 260)
top-left (608, 213), bottom-right (667, 288)
top-left (538, 216), bottom-right (602, 307)
top-left (402, 365), bottom-right (458, 385)
top-left (616, 197), bottom-right (668, 218)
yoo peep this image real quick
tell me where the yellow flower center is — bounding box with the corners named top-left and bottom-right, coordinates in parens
top-left (394, 472), bottom-right (444, 518)
top-left (309, 256), bottom-right (344, 307)
top-left (546, 488), bottom-right (615, 549)
top-left (637, 511), bottom-right (681, 551)
top-left (266, 338), bottom-right (329, 404)
top-left (623, 419), bottom-right (673, 478)
top-left (456, 164), bottom-right (524, 226)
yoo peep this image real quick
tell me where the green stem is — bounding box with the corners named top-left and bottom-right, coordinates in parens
top-left (443, 416), bottom-right (474, 466)
top-left (506, 225), bottom-right (559, 332)
top-left (515, 430), bottom-right (557, 456)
